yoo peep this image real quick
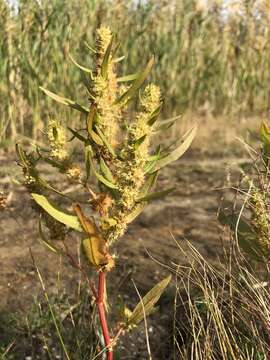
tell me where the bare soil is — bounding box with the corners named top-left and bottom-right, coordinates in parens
top-left (0, 118), bottom-right (259, 359)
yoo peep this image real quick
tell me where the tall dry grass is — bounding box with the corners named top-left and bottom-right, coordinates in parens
top-left (1, 0), bottom-right (270, 144)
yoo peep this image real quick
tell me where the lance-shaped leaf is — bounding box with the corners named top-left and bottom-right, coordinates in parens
top-left (155, 114), bottom-right (181, 132)
top-left (134, 134), bottom-right (147, 150)
top-left (84, 41), bottom-right (96, 53)
top-left (100, 157), bottom-right (115, 183)
top-left (136, 187), bottom-right (174, 203)
top-left (148, 104), bottom-right (163, 126)
top-left (152, 125), bottom-right (197, 172)
top-left (260, 121), bottom-right (270, 159)
top-left (113, 55), bottom-right (125, 63)
top-left (31, 193), bottom-right (83, 232)
top-left (95, 126), bottom-right (116, 157)
top-left (68, 127), bottom-right (88, 143)
top-left (89, 156), bottom-right (118, 190)
top-left (69, 54), bottom-right (93, 74)
top-left (138, 171), bottom-right (159, 199)
top-left (128, 275), bottom-right (171, 326)
top-left (16, 143), bottom-right (30, 167)
top-left (144, 146), bottom-right (162, 174)
top-left (38, 217), bottom-right (64, 255)
top-left (85, 145), bottom-right (92, 181)
top-left (117, 73), bottom-right (139, 83)
top-left (40, 87), bottom-right (89, 115)
top-left (218, 211), bottom-right (267, 260)
top-left (86, 107), bottom-right (103, 146)
top-left (115, 56), bottom-right (155, 105)
top-left (101, 37), bottom-right (114, 78)
top-left (126, 203), bottom-right (147, 224)
top-left (74, 205), bottom-right (108, 267)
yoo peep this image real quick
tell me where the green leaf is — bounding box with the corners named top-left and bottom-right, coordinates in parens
top-left (100, 157), bottom-right (114, 183)
top-left (85, 145), bottom-right (92, 181)
top-left (152, 125), bottom-right (197, 172)
top-left (89, 157), bottom-right (118, 190)
top-left (136, 187), bottom-right (174, 203)
top-left (218, 211), bottom-right (267, 260)
top-left (138, 171), bottom-right (159, 198)
top-left (16, 143), bottom-right (30, 167)
top-left (126, 203), bottom-right (146, 224)
top-left (115, 56), bottom-right (155, 105)
top-left (40, 87), bottom-right (89, 115)
top-left (117, 73), bottom-right (139, 83)
top-left (86, 107), bottom-right (104, 146)
top-left (260, 121), bottom-right (270, 159)
top-left (84, 41), bottom-right (96, 53)
top-left (67, 127), bottom-right (88, 143)
top-left (101, 37), bottom-right (114, 78)
top-left (113, 55), bottom-right (125, 63)
top-left (128, 275), bottom-right (171, 326)
top-left (69, 54), bottom-right (93, 74)
top-left (144, 147), bottom-right (162, 174)
top-left (38, 218), bottom-right (63, 254)
top-left (31, 193), bottom-right (83, 232)
top-left (134, 134), bottom-right (147, 150)
top-left (148, 104), bottom-right (163, 126)
top-left (95, 126), bottom-right (116, 157)
top-left (155, 114), bottom-right (181, 132)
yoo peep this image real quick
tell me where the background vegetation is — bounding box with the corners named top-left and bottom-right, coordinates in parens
top-left (1, 0), bottom-right (270, 144)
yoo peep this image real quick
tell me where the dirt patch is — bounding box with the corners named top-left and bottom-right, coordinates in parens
top-left (0, 126), bottom-right (255, 358)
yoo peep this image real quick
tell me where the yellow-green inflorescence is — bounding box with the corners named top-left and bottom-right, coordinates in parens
top-left (92, 26), bottom-right (121, 150)
top-left (250, 187), bottom-right (270, 252)
top-left (47, 119), bottom-right (68, 162)
top-left (105, 84), bottom-right (161, 243)
top-left (46, 119), bottom-right (81, 182)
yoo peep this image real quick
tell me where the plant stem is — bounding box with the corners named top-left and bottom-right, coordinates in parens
top-left (97, 270), bottom-right (113, 360)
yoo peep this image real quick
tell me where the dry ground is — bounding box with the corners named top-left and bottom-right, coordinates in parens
top-left (0, 116), bottom-right (261, 358)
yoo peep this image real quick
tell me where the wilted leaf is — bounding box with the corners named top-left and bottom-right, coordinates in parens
top-left (40, 87), bottom-right (89, 114)
top-left (128, 275), bottom-right (171, 326)
top-left (152, 125), bottom-right (197, 172)
top-left (74, 205), bottom-right (108, 267)
top-left (31, 193), bottom-right (82, 232)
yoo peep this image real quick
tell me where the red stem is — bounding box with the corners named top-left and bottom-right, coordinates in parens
top-left (97, 271), bottom-right (113, 360)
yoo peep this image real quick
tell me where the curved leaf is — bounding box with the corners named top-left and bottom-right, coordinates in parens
top-left (31, 193), bottom-right (82, 232)
top-left (128, 275), bottom-right (171, 326)
top-left (136, 187), bottom-right (174, 203)
top-left (40, 87), bottom-right (89, 115)
top-left (152, 125), bottom-right (197, 172)
top-left (69, 54), bottom-right (93, 74)
top-left (115, 56), bottom-right (155, 104)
